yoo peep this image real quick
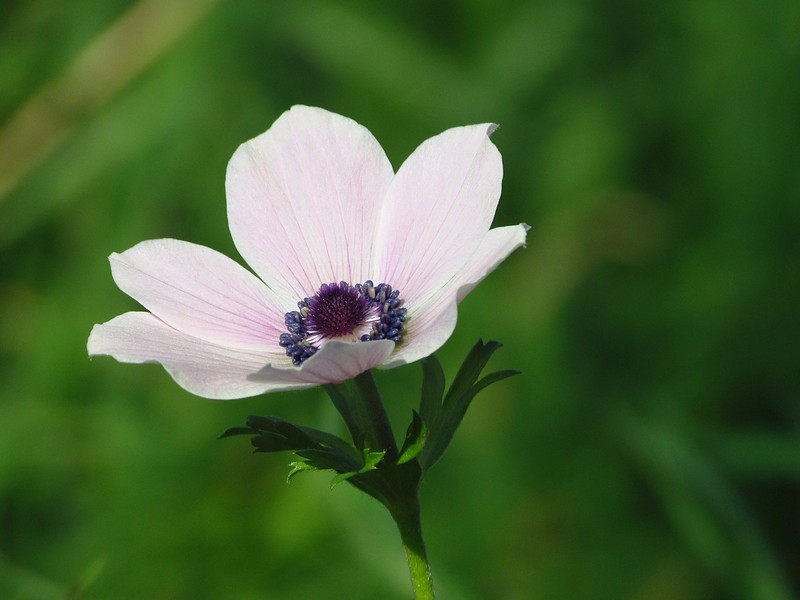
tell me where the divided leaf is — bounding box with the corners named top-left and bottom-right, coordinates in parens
top-left (419, 355), bottom-right (445, 428)
top-left (221, 414), bottom-right (390, 490)
top-left (418, 340), bottom-right (519, 472)
top-left (397, 411), bottom-right (427, 465)
top-left (330, 449), bottom-right (386, 487)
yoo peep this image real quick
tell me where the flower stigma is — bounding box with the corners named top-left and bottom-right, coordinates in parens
top-left (279, 281), bottom-right (407, 365)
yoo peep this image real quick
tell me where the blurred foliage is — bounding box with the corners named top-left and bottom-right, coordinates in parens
top-left (1, 0), bottom-right (799, 598)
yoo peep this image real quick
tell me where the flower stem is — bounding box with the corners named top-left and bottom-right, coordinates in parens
top-left (352, 370), bottom-right (399, 461)
top-left (390, 497), bottom-right (435, 600)
top-left (325, 370), bottom-right (433, 597)
top-left (324, 370), bottom-right (398, 461)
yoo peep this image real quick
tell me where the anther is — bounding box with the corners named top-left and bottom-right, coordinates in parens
top-left (278, 280), bottom-right (407, 365)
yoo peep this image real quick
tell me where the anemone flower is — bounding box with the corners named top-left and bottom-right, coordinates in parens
top-left (88, 106), bottom-right (528, 399)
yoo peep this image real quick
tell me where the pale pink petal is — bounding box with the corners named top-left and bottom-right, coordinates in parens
top-left (382, 224), bottom-right (528, 369)
top-left (226, 105), bottom-right (395, 302)
top-left (88, 312), bottom-right (310, 399)
top-left (250, 339), bottom-right (395, 385)
top-left (109, 239), bottom-right (288, 351)
top-left (374, 123), bottom-right (502, 308)
top-left (451, 223), bottom-right (530, 303)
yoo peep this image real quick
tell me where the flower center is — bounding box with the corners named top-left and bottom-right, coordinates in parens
top-left (279, 281), bottom-right (407, 365)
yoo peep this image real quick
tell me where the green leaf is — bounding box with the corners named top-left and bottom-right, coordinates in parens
top-left (295, 426), bottom-right (359, 460)
top-left (286, 460), bottom-right (319, 483)
top-left (274, 420), bottom-right (317, 447)
top-left (418, 340), bottom-right (519, 472)
top-left (419, 355), bottom-right (445, 429)
top-left (362, 449), bottom-right (386, 470)
top-left (246, 416), bottom-right (315, 448)
top-left (251, 431), bottom-right (293, 453)
top-left (217, 426), bottom-right (257, 439)
top-left (244, 416), bottom-right (317, 453)
top-left (397, 411), bottom-right (427, 465)
top-left (221, 415), bottom-right (359, 462)
top-left (244, 415), bottom-right (280, 430)
top-left (474, 370), bottom-right (522, 395)
top-left (330, 449), bottom-right (386, 487)
top-left (296, 447), bottom-right (357, 472)
top-left (441, 339), bottom-right (503, 415)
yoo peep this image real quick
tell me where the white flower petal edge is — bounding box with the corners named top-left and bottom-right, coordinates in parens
top-left (382, 223), bottom-right (529, 369)
top-left (226, 106), bottom-right (394, 303)
top-left (87, 312), bottom-right (311, 399)
top-left (109, 239), bottom-right (288, 352)
top-left (375, 123), bottom-right (502, 308)
top-left (249, 339), bottom-right (396, 386)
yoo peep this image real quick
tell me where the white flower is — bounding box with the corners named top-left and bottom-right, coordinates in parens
top-left (88, 106), bottom-right (527, 399)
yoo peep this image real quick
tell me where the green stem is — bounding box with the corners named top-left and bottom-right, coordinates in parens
top-left (325, 370), bottom-right (432, 596)
top-left (352, 370), bottom-right (399, 461)
top-left (324, 370), bottom-right (398, 461)
top-left (391, 498), bottom-right (435, 600)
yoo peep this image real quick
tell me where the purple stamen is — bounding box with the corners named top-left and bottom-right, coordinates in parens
top-left (278, 280), bottom-right (407, 365)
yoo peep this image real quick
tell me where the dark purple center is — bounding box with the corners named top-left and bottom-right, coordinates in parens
top-left (278, 280), bottom-right (407, 366)
top-left (305, 282), bottom-right (373, 339)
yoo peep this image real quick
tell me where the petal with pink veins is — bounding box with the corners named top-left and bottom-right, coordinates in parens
top-left (226, 106), bottom-right (395, 301)
top-left (109, 239), bottom-right (288, 352)
top-left (382, 223), bottom-right (529, 369)
top-left (88, 312), bottom-right (305, 399)
top-left (250, 339), bottom-right (395, 385)
top-left (374, 123), bottom-right (503, 308)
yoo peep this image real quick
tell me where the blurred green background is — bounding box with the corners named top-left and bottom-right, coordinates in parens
top-left (1, 0), bottom-right (799, 598)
